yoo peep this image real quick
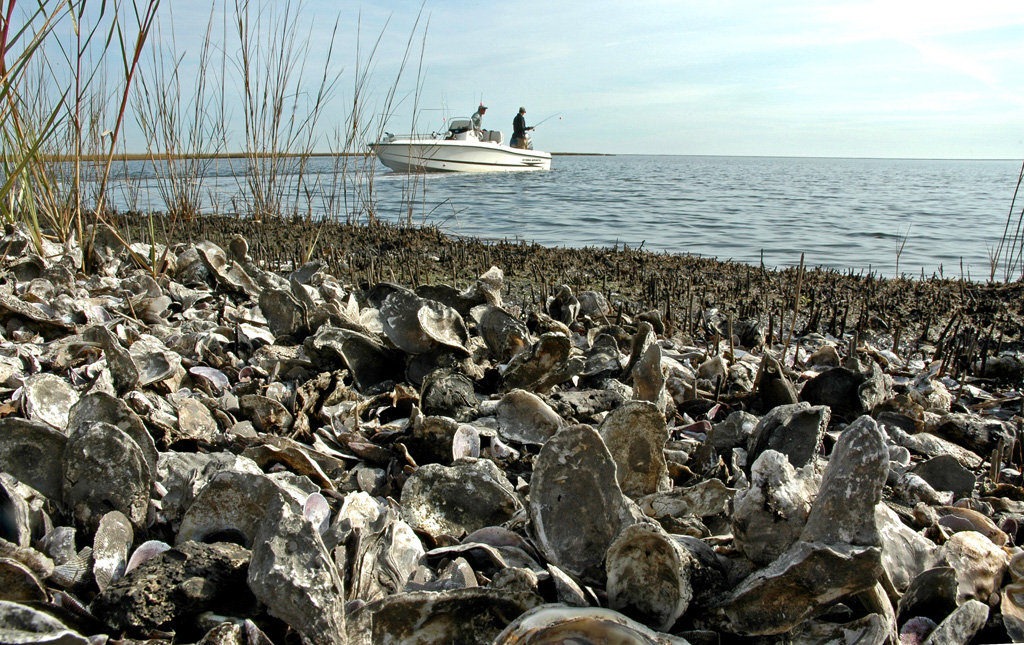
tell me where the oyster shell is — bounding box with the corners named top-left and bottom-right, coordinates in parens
top-left (598, 400), bottom-right (670, 497)
top-left (381, 288), bottom-right (468, 355)
top-left (0, 418), bottom-right (68, 500)
top-left (606, 523), bottom-right (695, 631)
top-left (494, 604), bottom-right (689, 644)
top-left (177, 471), bottom-right (285, 548)
top-left (495, 389), bottom-right (563, 446)
top-left (0, 600), bottom-right (89, 644)
top-left (400, 459), bottom-right (522, 538)
top-left (476, 305), bottom-right (531, 362)
top-left (62, 422), bottom-right (151, 532)
top-left (347, 588), bottom-right (542, 645)
top-left (92, 510), bottom-right (133, 592)
top-left (21, 373), bottom-right (78, 432)
top-left (529, 424), bottom-right (633, 584)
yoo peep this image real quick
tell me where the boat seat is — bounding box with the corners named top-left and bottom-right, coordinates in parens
top-left (487, 130), bottom-right (503, 144)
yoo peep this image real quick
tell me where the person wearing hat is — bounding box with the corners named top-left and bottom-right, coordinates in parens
top-left (471, 104), bottom-right (487, 139)
top-left (511, 106), bottom-right (533, 149)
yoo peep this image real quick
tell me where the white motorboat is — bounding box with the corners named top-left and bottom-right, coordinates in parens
top-left (372, 118), bottom-right (551, 172)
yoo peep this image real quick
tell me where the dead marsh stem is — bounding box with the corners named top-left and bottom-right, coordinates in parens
top-left (991, 161), bottom-right (1024, 283)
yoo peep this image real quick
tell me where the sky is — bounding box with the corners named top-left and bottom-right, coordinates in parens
top-left (103, 1), bottom-right (1024, 158)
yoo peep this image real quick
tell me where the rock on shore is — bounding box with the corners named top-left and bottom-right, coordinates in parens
top-left (0, 221), bottom-right (1022, 644)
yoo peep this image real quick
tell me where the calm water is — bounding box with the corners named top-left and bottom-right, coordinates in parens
top-left (105, 154), bottom-right (1023, 279)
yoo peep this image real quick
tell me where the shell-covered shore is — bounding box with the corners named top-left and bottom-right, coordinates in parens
top-left (1, 217), bottom-right (1023, 644)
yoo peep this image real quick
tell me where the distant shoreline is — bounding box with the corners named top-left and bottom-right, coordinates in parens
top-left (29, 151), bottom-right (613, 162)
top-left (26, 151), bottom-right (1011, 163)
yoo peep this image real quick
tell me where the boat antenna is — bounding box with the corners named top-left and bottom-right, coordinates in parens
top-left (532, 112), bottom-right (564, 128)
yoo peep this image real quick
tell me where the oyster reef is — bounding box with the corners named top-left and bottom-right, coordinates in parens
top-left (0, 221), bottom-right (1022, 644)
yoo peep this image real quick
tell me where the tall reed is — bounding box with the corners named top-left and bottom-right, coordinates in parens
top-left (133, 3), bottom-right (225, 220)
top-left (230, 0), bottom-right (341, 220)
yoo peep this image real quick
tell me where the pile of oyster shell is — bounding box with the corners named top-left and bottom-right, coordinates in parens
top-left (0, 222), bottom-right (1023, 644)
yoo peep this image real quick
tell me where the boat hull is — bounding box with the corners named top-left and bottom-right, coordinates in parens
top-left (373, 139), bottom-right (551, 172)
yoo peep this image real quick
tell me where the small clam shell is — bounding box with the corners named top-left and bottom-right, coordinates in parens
top-left (451, 424), bottom-right (481, 461)
top-left (50, 548), bottom-right (93, 589)
top-left (124, 540), bottom-right (171, 576)
top-left (303, 493), bottom-right (331, 534)
top-left (92, 511), bottom-right (133, 592)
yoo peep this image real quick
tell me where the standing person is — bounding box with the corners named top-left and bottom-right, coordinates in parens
top-left (511, 107), bottom-right (533, 149)
top-left (471, 103), bottom-right (487, 139)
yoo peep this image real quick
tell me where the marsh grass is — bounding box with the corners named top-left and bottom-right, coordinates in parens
top-left (133, 3), bottom-right (225, 220)
top-left (1, 0), bottom-right (160, 265)
top-left (231, 0), bottom-right (342, 221)
top-left (2, 0), bottom-right (427, 272)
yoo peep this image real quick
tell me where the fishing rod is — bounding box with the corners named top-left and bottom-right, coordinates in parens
top-left (532, 112), bottom-right (564, 129)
